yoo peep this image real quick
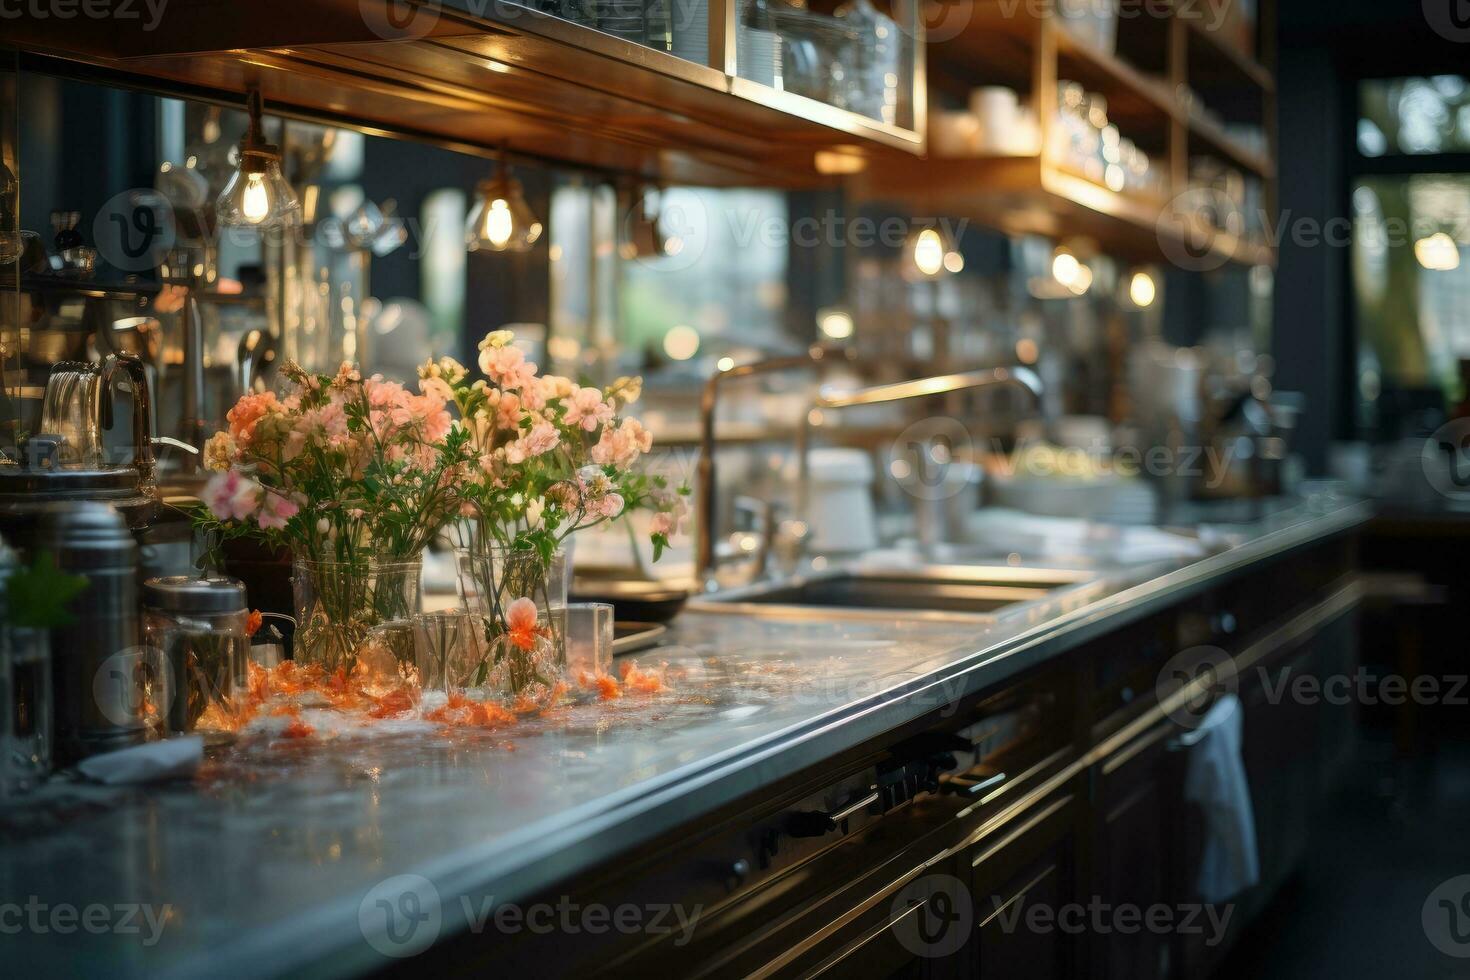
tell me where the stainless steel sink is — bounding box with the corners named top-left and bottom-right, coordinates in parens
top-left (688, 565), bottom-right (1098, 621)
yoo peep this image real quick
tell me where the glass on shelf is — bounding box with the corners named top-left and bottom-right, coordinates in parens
top-left (734, 0), bottom-right (917, 130)
top-left (517, 0), bottom-right (708, 62)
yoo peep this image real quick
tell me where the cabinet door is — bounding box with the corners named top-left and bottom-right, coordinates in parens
top-left (971, 795), bottom-right (1078, 980)
top-left (1095, 724), bottom-right (1177, 980)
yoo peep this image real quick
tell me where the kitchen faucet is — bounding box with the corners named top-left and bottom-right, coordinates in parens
top-left (695, 344), bottom-right (865, 591)
top-left (797, 365), bottom-right (1045, 556)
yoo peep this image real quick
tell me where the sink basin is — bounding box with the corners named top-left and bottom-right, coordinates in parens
top-left (689, 566), bottom-right (1097, 620)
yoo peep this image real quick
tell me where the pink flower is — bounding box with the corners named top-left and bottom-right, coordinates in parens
top-left (256, 491), bottom-right (299, 531)
top-left (491, 391), bottom-right (523, 431)
top-left (301, 401), bottom-right (349, 447)
top-left (595, 492), bottom-right (625, 520)
top-left (478, 345), bottom-right (538, 391)
top-left (504, 421), bottom-right (561, 464)
top-left (563, 385), bottom-right (614, 432)
top-left (418, 375), bottom-right (454, 402)
top-left (203, 470), bottom-right (261, 522)
top-left (366, 376), bottom-right (408, 409)
top-left (590, 418), bottom-right (653, 467)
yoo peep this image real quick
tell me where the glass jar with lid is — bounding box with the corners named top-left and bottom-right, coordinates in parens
top-left (142, 576), bottom-right (251, 743)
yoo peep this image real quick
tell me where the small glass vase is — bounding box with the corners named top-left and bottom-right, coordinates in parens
top-left (291, 555), bottom-right (423, 674)
top-left (454, 546), bottom-right (567, 702)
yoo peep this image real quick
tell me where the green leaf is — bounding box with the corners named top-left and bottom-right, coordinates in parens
top-left (7, 551), bottom-right (90, 628)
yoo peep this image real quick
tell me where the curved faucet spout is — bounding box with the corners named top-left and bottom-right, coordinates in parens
top-left (696, 344), bottom-right (864, 590)
top-left (99, 352), bottom-right (155, 487)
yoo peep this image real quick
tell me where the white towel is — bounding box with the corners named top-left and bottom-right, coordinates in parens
top-left (1181, 694), bottom-right (1260, 903)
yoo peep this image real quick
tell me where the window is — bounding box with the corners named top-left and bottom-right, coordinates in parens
top-left (1352, 77), bottom-right (1470, 435)
top-left (1358, 76), bottom-right (1470, 157)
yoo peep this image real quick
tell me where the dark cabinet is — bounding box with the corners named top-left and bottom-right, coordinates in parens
top-left (1093, 723), bottom-right (1178, 980)
top-left (971, 795), bottom-right (1079, 980)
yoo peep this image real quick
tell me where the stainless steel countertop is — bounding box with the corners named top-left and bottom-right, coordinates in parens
top-left (0, 497), bottom-right (1373, 978)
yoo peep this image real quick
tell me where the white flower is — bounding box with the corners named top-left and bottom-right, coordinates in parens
top-left (316, 517), bottom-right (330, 534)
top-left (526, 498), bottom-right (545, 528)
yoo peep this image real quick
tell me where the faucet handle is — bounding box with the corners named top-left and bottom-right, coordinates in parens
top-left (730, 495), bottom-right (777, 582)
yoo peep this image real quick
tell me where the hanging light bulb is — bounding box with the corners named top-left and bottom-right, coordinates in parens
top-left (466, 155), bottom-right (543, 253)
top-left (215, 88), bottom-right (300, 229)
top-left (905, 225), bottom-right (957, 280)
top-left (1127, 270), bottom-right (1157, 308)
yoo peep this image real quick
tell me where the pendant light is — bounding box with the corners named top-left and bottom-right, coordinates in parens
top-left (465, 152), bottom-right (543, 253)
top-left (903, 224), bottom-right (961, 281)
top-left (215, 88), bottom-right (301, 229)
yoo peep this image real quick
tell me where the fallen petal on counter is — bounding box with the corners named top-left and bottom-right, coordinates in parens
top-left (75, 737), bottom-right (204, 785)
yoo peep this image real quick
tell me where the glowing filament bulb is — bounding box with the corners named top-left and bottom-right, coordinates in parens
top-left (483, 199), bottom-right (514, 248)
top-left (242, 173), bottom-right (271, 224)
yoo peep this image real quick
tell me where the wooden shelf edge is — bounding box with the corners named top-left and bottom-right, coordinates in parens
top-left (852, 152), bottom-right (1273, 267)
top-left (1185, 111), bottom-right (1274, 177)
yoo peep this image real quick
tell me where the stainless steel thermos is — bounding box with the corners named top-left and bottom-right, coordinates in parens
top-left (39, 502), bottom-right (148, 764)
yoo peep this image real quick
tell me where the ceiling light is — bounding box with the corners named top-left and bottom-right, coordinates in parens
top-left (906, 226), bottom-right (956, 279)
top-left (1128, 270), bottom-right (1157, 308)
top-left (466, 154), bottom-right (543, 253)
top-left (215, 88), bottom-right (300, 229)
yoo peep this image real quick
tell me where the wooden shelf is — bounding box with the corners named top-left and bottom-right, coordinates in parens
top-left (868, 0), bottom-right (1275, 267)
top-left (854, 141), bottom-right (1274, 267)
top-left (1186, 109), bottom-right (1273, 177)
top-left (6, 0), bottom-right (924, 187)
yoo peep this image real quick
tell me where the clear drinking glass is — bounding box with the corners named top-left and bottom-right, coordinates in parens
top-left (564, 602), bottom-right (615, 679)
top-left (412, 609), bottom-right (484, 695)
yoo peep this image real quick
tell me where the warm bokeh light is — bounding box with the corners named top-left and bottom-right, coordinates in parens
top-left (663, 324), bottom-right (700, 360)
top-left (1415, 232), bottom-right (1461, 271)
top-left (911, 228), bottom-right (946, 277)
top-left (1128, 271), bottom-right (1157, 308)
top-left (818, 307), bottom-right (855, 339)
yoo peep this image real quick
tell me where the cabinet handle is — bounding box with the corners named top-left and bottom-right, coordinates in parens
top-left (946, 771), bottom-right (1007, 796)
top-left (786, 789), bottom-right (881, 837)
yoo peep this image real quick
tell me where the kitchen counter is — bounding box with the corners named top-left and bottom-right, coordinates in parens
top-left (0, 497), bottom-right (1372, 978)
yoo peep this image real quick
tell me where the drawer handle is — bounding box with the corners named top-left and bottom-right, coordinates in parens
top-left (786, 790), bottom-right (881, 838)
top-left (946, 771), bottom-right (1007, 796)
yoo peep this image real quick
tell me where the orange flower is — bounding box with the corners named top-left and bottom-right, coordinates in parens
top-left (505, 596), bottom-right (541, 652)
top-left (245, 610), bottom-right (264, 637)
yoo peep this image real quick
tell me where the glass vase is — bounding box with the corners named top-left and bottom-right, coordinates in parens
top-left (291, 555), bottom-right (423, 675)
top-left (454, 546), bottom-right (567, 702)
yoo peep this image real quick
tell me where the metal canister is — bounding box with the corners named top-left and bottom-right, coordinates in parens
top-left (39, 501), bottom-right (147, 764)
